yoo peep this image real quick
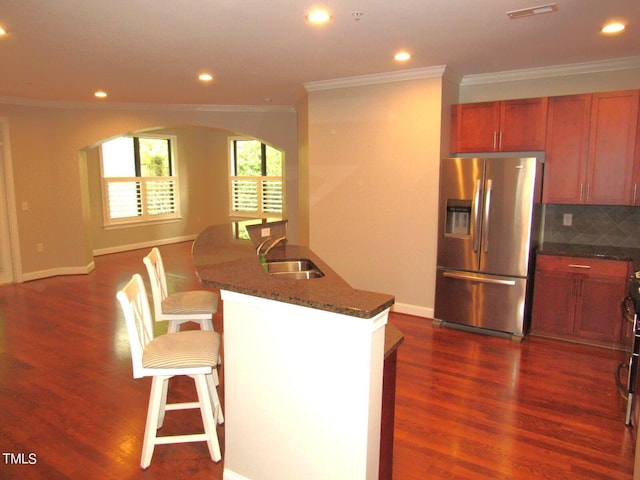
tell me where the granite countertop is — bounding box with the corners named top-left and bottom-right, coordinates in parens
top-left (192, 224), bottom-right (395, 319)
top-left (538, 242), bottom-right (640, 271)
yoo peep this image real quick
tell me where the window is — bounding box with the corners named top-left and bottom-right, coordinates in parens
top-left (100, 135), bottom-right (179, 226)
top-left (229, 138), bottom-right (284, 219)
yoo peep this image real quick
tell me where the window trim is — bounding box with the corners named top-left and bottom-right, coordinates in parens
top-left (100, 134), bottom-right (180, 227)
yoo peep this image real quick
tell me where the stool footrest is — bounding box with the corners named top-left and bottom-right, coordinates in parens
top-left (155, 433), bottom-right (209, 445)
top-left (165, 401), bottom-right (200, 411)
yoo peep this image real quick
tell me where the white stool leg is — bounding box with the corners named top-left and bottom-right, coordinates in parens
top-left (194, 374), bottom-right (222, 462)
top-left (141, 376), bottom-right (167, 469)
top-left (202, 319), bottom-right (214, 331)
top-left (167, 320), bottom-right (180, 333)
top-left (205, 373), bottom-right (224, 424)
top-left (157, 377), bottom-right (170, 428)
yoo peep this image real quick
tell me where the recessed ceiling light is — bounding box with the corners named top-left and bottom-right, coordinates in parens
top-left (394, 51), bottom-right (411, 62)
top-left (94, 91), bottom-right (107, 99)
top-left (306, 8), bottom-right (331, 24)
top-left (0, 26), bottom-right (6, 36)
top-left (506, 3), bottom-right (558, 19)
top-left (602, 22), bottom-right (625, 34)
top-left (198, 73), bottom-right (214, 82)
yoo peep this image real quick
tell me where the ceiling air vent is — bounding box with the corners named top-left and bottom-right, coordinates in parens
top-left (506, 3), bottom-right (558, 19)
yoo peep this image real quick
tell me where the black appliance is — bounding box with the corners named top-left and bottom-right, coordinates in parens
top-left (618, 275), bottom-right (640, 426)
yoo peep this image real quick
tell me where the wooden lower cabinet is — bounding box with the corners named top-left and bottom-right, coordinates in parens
top-left (531, 254), bottom-right (630, 348)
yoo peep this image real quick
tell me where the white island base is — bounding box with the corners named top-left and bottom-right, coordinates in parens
top-left (220, 290), bottom-right (389, 480)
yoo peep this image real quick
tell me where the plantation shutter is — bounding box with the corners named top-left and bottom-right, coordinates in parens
top-left (230, 176), bottom-right (282, 218)
top-left (104, 177), bottom-right (178, 223)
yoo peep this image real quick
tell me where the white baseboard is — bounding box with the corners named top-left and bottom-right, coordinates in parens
top-left (391, 302), bottom-right (433, 319)
top-left (20, 235), bottom-right (197, 282)
top-left (21, 262), bottom-right (96, 282)
top-left (92, 234), bottom-right (197, 256)
top-left (223, 469), bottom-right (252, 480)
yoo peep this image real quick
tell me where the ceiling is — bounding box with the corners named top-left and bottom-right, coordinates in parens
top-left (1, 0), bottom-right (639, 107)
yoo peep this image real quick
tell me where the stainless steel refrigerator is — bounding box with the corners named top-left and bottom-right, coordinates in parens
top-left (434, 156), bottom-right (543, 340)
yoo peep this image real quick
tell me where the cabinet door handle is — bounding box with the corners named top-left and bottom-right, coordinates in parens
top-left (498, 131), bottom-right (503, 151)
top-left (634, 184), bottom-right (638, 205)
top-left (579, 184), bottom-right (584, 202)
top-left (492, 131), bottom-right (497, 150)
top-left (586, 184), bottom-right (591, 203)
top-left (568, 264), bottom-right (591, 269)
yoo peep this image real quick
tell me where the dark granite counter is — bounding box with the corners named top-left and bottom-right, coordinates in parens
top-left (538, 242), bottom-right (640, 271)
top-left (192, 224), bottom-right (395, 319)
top-left (384, 323), bottom-right (404, 358)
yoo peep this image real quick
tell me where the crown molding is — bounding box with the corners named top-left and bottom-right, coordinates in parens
top-left (3, 56), bottom-right (637, 108)
top-left (304, 65), bottom-right (447, 92)
top-left (0, 95), bottom-right (295, 113)
top-left (460, 56), bottom-right (640, 86)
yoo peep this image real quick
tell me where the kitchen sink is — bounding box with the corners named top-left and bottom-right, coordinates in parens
top-left (266, 259), bottom-right (324, 279)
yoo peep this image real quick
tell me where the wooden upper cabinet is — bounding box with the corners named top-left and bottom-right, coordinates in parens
top-left (451, 89), bottom-right (640, 206)
top-left (450, 97), bottom-right (547, 153)
top-left (543, 94), bottom-right (591, 204)
top-left (587, 90), bottom-right (639, 205)
top-left (544, 90), bottom-right (639, 205)
top-left (500, 98), bottom-right (548, 151)
top-left (450, 101), bottom-right (499, 152)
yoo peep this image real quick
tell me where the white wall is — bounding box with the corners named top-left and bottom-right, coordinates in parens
top-left (0, 102), bottom-right (297, 280)
top-left (306, 73), bottom-right (446, 317)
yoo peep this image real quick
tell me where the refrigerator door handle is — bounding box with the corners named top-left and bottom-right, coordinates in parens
top-left (472, 179), bottom-right (482, 253)
top-left (483, 179), bottom-right (492, 253)
top-left (443, 270), bottom-right (517, 286)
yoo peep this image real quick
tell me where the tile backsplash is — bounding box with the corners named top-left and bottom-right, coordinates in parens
top-left (542, 204), bottom-right (640, 248)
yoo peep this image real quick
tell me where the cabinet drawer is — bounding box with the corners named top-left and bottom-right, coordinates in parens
top-left (536, 254), bottom-right (628, 277)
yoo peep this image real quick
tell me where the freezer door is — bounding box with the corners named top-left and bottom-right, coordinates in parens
top-left (436, 157), bottom-right (484, 272)
top-left (479, 157), bottom-right (540, 277)
top-left (434, 268), bottom-right (529, 336)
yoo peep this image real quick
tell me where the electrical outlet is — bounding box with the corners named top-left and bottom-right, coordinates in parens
top-left (562, 213), bottom-right (573, 227)
top-left (36, 243), bottom-right (44, 253)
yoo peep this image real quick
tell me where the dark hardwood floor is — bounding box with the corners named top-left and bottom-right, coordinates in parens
top-left (0, 242), bottom-right (635, 479)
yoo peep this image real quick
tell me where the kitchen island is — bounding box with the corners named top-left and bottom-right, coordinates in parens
top-left (192, 224), bottom-right (396, 480)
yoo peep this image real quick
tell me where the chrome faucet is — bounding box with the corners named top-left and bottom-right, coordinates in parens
top-left (256, 238), bottom-right (271, 256)
top-left (263, 235), bottom-right (287, 255)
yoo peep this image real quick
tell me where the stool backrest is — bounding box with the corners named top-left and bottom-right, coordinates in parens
top-left (116, 273), bottom-right (155, 379)
top-left (143, 247), bottom-right (169, 319)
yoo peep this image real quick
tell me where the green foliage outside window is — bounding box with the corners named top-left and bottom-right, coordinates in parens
top-left (234, 140), bottom-right (282, 176)
top-left (139, 138), bottom-right (171, 177)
